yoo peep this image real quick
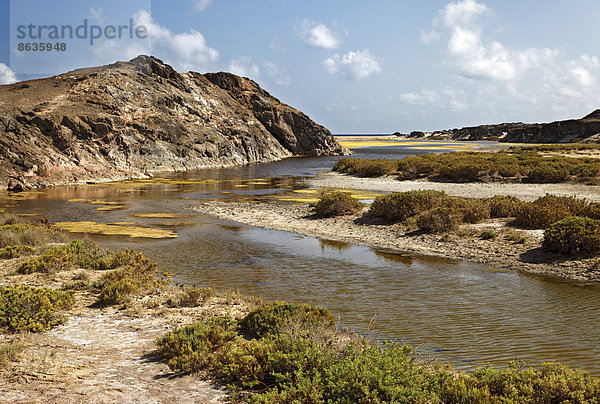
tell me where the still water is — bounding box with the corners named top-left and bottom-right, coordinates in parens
top-left (3, 140), bottom-right (600, 375)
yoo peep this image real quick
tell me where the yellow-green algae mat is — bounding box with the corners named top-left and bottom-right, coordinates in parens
top-left (54, 221), bottom-right (178, 239)
top-left (272, 188), bottom-right (384, 204)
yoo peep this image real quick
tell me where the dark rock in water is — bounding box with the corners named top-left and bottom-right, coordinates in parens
top-left (0, 55), bottom-right (347, 190)
top-left (405, 111), bottom-right (600, 143)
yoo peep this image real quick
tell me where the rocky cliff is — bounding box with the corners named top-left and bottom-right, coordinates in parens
top-left (0, 55), bottom-right (346, 190)
top-left (401, 111), bottom-right (600, 143)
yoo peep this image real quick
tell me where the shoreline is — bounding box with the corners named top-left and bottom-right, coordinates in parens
top-left (191, 201), bottom-right (600, 283)
top-left (307, 171), bottom-right (600, 202)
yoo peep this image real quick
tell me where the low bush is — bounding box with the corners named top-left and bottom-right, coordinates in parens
top-left (0, 245), bottom-right (35, 259)
top-left (333, 158), bottom-right (397, 177)
top-left (239, 302), bottom-right (336, 340)
top-left (157, 310), bottom-right (600, 403)
top-left (368, 190), bottom-right (448, 222)
top-left (0, 285), bottom-right (75, 333)
top-left (514, 195), bottom-right (589, 229)
top-left (416, 207), bottom-right (462, 233)
top-left (505, 233), bottom-right (527, 244)
top-left (543, 217), bottom-right (600, 255)
top-left (526, 163), bottom-right (570, 183)
top-left (460, 199), bottom-right (491, 224)
top-left (0, 221), bottom-right (63, 248)
top-left (92, 252), bottom-right (171, 306)
top-left (312, 191), bottom-right (364, 218)
top-left (17, 240), bottom-right (144, 274)
top-left (487, 195), bottom-right (525, 218)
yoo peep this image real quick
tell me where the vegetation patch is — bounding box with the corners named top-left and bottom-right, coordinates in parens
top-left (369, 190), bottom-right (449, 222)
top-left (514, 195), bottom-right (590, 229)
top-left (0, 340), bottom-right (24, 367)
top-left (543, 217), bottom-right (600, 255)
top-left (0, 285), bottom-right (75, 333)
top-left (17, 240), bottom-right (143, 274)
top-left (157, 303), bottom-right (600, 403)
top-left (333, 158), bottom-right (397, 177)
top-left (92, 251), bottom-right (171, 306)
top-left (416, 207), bottom-right (462, 233)
top-left (312, 191), bottom-right (364, 218)
top-left (335, 149), bottom-right (600, 183)
top-left (0, 245), bottom-right (35, 259)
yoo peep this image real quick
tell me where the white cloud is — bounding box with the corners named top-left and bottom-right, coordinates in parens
top-left (420, 30), bottom-right (440, 44)
top-left (439, 0), bottom-right (488, 27)
top-left (134, 10), bottom-right (218, 71)
top-left (323, 49), bottom-right (381, 80)
top-left (91, 10), bottom-right (219, 73)
top-left (263, 61), bottom-right (292, 85)
top-left (228, 56), bottom-right (260, 79)
top-left (90, 7), bottom-right (103, 24)
top-left (188, 0), bottom-right (211, 12)
top-left (0, 63), bottom-right (17, 85)
top-left (296, 19), bottom-right (343, 50)
top-left (399, 90), bottom-right (440, 106)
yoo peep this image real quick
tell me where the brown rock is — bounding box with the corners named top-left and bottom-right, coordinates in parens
top-left (0, 55), bottom-right (348, 190)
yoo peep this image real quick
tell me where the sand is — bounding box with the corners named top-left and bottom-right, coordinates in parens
top-left (307, 172), bottom-right (600, 202)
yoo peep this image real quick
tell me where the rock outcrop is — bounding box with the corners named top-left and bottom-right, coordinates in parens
top-left (0, 55), bottom-right (346, 190)
top-left (402, 111), bottom-right (600, 143)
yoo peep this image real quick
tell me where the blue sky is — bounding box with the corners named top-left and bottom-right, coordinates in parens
top-left (2, 0), bottom-right (600, 133)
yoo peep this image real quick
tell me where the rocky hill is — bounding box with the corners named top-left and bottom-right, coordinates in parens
top-left (401, 111), bottom-right (600, 143)
top-left (0, 55), bottom-right (346, 190)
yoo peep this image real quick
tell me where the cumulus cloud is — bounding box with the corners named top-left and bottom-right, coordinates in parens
top-left (0, 63), bottom-right (18, 85)
top-left (296, 19), bottom-right (343, 49)
top-left (323, 49), bottom-right (381, 80)
top-left (228, 56), bottom-right (260, 79)
top-left (188, 0), bottom-right (211, 12)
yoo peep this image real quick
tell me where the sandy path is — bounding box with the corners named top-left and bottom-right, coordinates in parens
top-left (191, 201), bottom-right (600, 283)
top-left (307, 172), bottom-right (600, 202)
top-left (0, 301), bottom-right (227, 404)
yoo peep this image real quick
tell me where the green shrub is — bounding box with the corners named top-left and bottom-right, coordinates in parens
top-left (17, 240), bottom-right (143, 274)
top-left (460, 200), bottom-right (491, 224)
top-left (543, 217), bottom-right (600, 255)
top-left (93, 252), bottom-right (171, 306)
top-left (312, 191), bottom-right (364, 218)
top-left (239, 302), bottom-right (336, 339)
top-left (333, 158), bottom-right (397, 177)
top-left (488, 195), bottom-right (525, 218)
top-left (526, 163), bottom-right (570, 183)
top-left (479, 230), bottom-right (498, 240)
top-left (416, 207), bottom-right (462, 233)
top-left (584, 202), bottom-right (600, 220)
top-left (156, 316), bottom-right (239, 373)
top-left (514, 195), bottom-right (589, 229)
top-left (0, 285), bottom-right (75, 333)
top-left (505, 233), bottom-right (527, 244)
top-left (0, 221), bottom-right (62, 248)
top-left (368, 190), bottom-right (448, 222)
top-left (0, 245), bottom-right (35, 259)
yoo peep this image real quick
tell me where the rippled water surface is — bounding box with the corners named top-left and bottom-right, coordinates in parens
top-left (4, 140), bottom-right (600, 375)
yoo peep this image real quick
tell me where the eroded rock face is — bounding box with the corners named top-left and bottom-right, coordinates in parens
top-left (0, 55), bottom-right (347, 190)
top-left (423, 111), bottom-right (600, 143)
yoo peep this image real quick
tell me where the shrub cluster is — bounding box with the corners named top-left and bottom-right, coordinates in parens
top-left (17, 240), bottom-right (144, 274)
top-left (92, 251), bottom-right (171, 306)
top-left (156, 302), bottom-right (600, 403)
top-left (333, 158), bottom-right (397, 177)
top-left (335, 150), bottom-right (600, 183)
top-left (0, 245), bottom-right (35, 259)
top-left (514, 195), bottom-right (590, 229)
top-left (0, 221), bottom-right (64, 248)
top-left (369, 190), bottom-right (449, 222)
top-left (543, 217), bottom-right (600, 255)
top-left (0, 285), bottom-right (75, 333)
top-left (312, 191), bottom-right (364, 218)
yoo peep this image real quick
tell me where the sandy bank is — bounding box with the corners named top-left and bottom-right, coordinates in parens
top-left (192, 201), bottom-right (600, 283)
top-left (307, 172), bottom-right (600, 202)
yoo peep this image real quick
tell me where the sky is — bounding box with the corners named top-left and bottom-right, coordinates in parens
top-left (2, 0), bottom-right (600, 134)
